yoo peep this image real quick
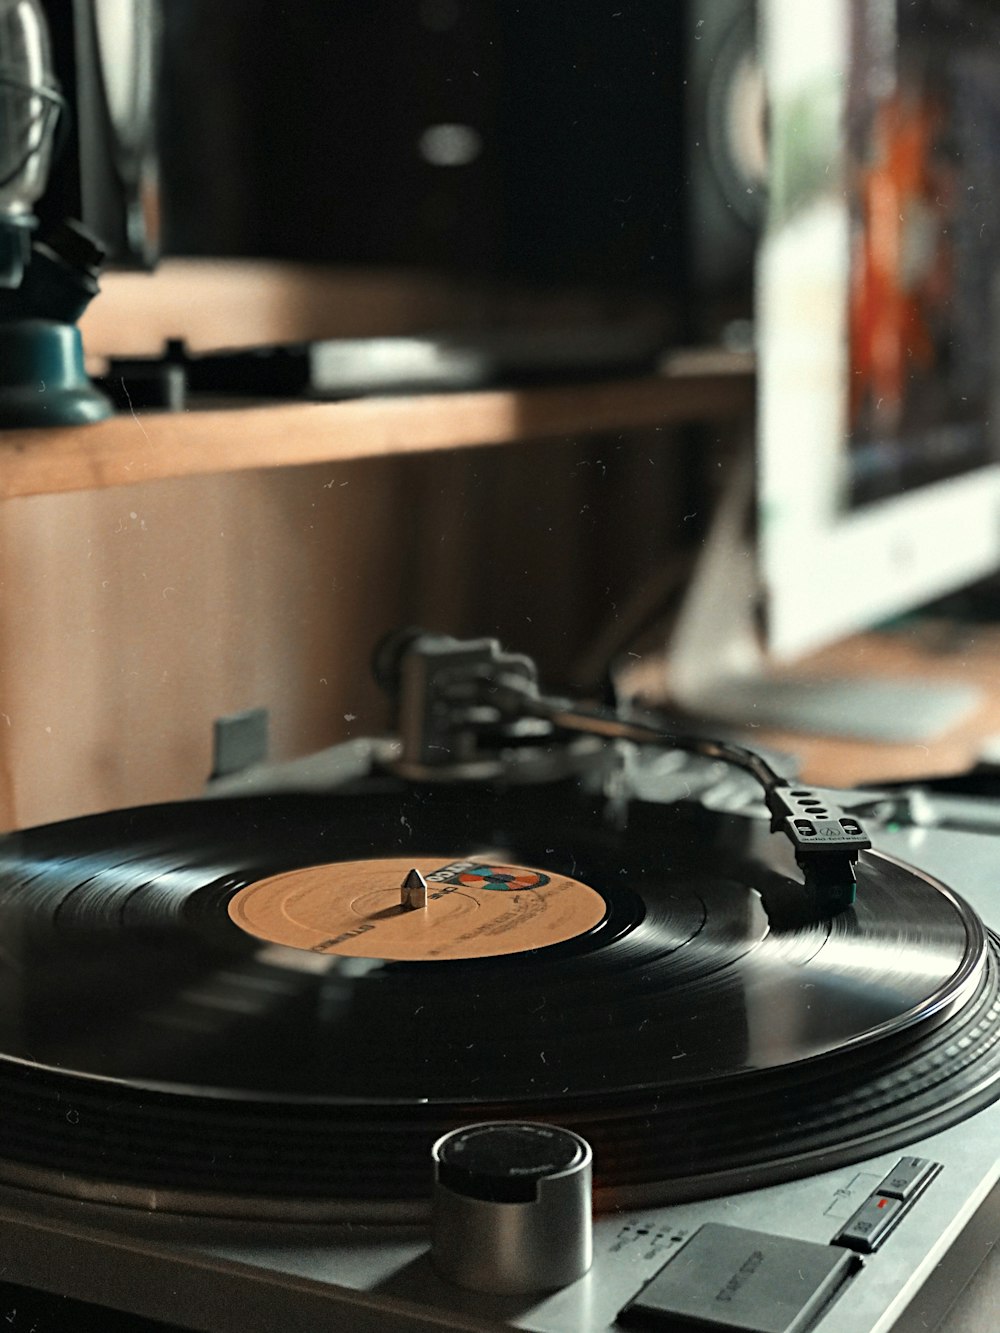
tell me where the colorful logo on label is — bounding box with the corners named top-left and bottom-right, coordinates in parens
top-left (426, 861), bottom-right (550, 893)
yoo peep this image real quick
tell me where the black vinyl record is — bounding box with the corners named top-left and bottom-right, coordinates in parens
top-left (0, 786), bottom-right (998, 1218)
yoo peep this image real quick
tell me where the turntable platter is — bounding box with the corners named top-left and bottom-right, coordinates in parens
top-left (0, 789), bottom-right (997, 1217)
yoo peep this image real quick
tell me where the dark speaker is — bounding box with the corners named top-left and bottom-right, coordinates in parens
top-left (158, 3), bottom-right (758, 322)
top-left (687, 0), bottom-right (764, 325)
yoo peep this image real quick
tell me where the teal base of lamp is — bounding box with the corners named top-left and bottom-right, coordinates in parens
top-left (0, 319), bottom-right (112, 428)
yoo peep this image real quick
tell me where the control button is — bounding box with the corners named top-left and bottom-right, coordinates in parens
top-left (621, 1223), bottom-right (854, 1333)
top-left (834, 1194), bottom-right (903, 1253)
top-left (435, 1120), bottom-right (585, 1202)
top-left (878, 1156), bottom-right (939, 1202)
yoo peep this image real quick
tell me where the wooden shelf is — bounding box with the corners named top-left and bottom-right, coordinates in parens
top-left (0, 349), bottom-right (753, 500)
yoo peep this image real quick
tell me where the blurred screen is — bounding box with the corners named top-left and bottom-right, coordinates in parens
top-left (846, 0), bottom-right (1000, 506)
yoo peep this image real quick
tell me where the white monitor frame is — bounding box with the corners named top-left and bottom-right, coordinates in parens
top-left (758, 0), bottom-right (1000, 661)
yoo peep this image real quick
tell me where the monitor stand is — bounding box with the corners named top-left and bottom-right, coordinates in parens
top-left (640, 449), bottom-right (982, 745)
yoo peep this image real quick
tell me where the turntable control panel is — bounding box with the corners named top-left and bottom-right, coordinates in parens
top-left (831, 1156), bottom-right (941, 1254)
top-left (617, 1157), bottom-right (942, 1331)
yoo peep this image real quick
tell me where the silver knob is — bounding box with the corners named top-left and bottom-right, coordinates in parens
top-left (430, 1121), bottom-right (593, 1295)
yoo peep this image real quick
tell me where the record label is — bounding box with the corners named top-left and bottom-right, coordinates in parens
top-left (226, 856), bottom-right (607, 960)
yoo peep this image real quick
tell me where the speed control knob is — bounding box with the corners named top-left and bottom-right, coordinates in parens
top-left (430, 1121), bottom-right (593, 1295)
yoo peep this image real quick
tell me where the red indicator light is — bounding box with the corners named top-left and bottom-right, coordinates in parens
top-left (877, 1198), bottom-right (889, 1209)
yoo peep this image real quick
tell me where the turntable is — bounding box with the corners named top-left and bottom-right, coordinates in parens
top-left (0, 633), bottom-right (997, 1331)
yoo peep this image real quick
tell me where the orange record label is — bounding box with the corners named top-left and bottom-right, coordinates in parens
top-left (226, 856), bottom-right (606, 961)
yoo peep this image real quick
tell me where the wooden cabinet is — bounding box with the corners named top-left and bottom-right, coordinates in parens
top-left (0, 263), bottom-right (753, 829)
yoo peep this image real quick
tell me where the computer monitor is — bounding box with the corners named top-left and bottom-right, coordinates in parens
top-left (759, 0), bottom-right (1000, 661)
top-left (655, 0), bottom-right (1000, 742)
